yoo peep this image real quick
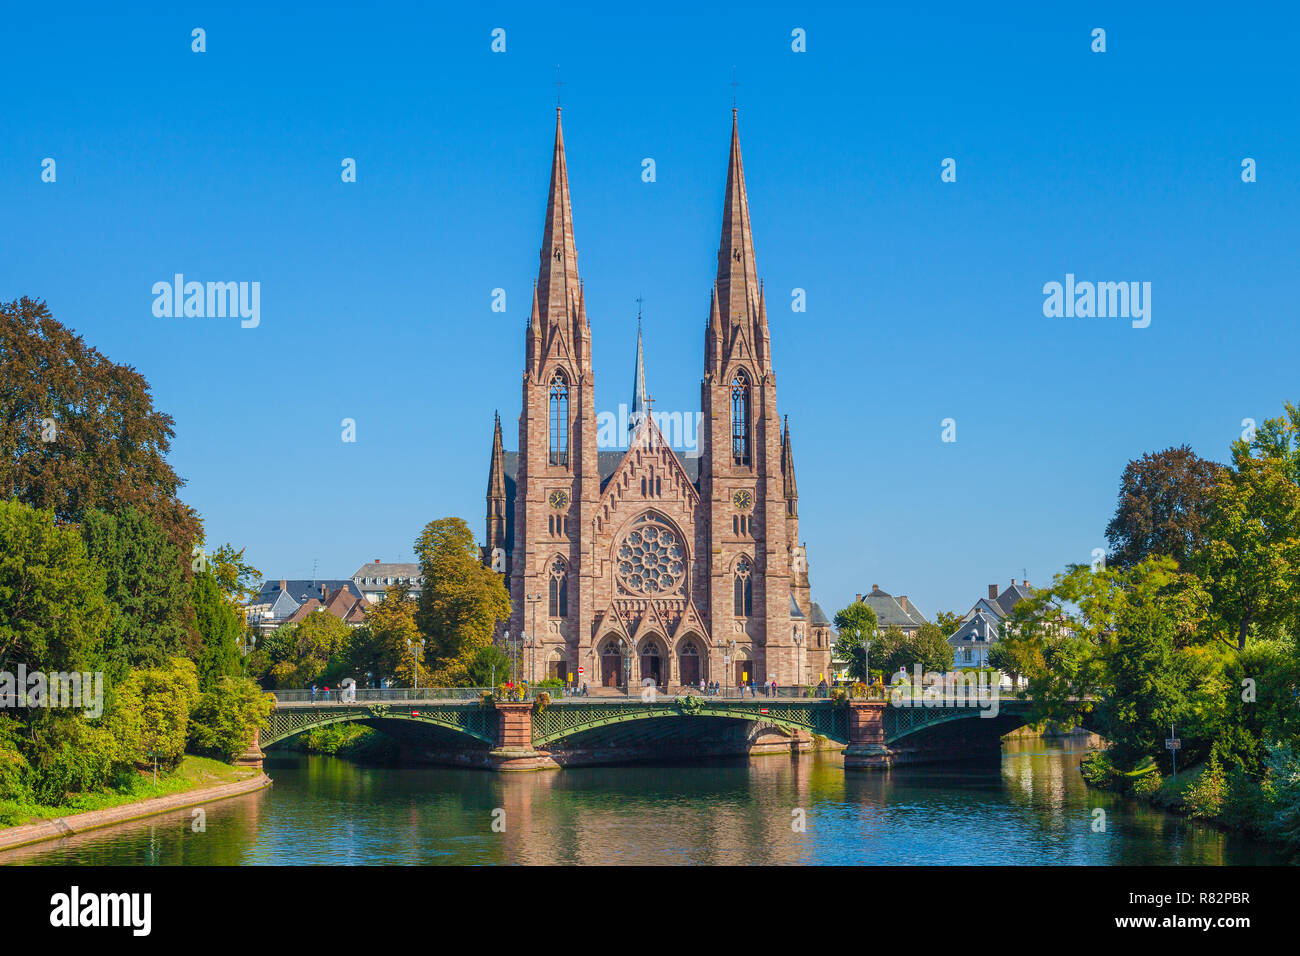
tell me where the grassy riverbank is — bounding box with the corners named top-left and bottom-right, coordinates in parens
top-left (0, 755), bottom-right (260, 830)
top-left (282, 723), bottom-right (401, 764)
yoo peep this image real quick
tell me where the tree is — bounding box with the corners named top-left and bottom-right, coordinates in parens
top-left (0, 297), bottom-right (202, 559)
top-left (208, 542), bottom-right (262, 613)
top-left (831, 602), bottom-right (878, 680)
top-left (876, 623), bottom-right (954, 676)
top-left (414, 517), bottom-right (510, 682)
top-left (468, 645), bottom-right (512, 688)
top-left (0, 499), bottom-right (109, 678)
top-left (345, 584), bottom-right (422, 687)
top-left (188, 677), bottom-right (273, 761)
top-left (112, 658), bottom-right (201, 771)
top-left (81, 507), bottom-right (196, 678)
top-left (1199, 409), bottom-right (1300, 649)
top-left (261, 612), bottom-right (353, 689)
top-left (933, 610), bottom-right (963, 637)
top-left (1104, 445), bottom-right (1223, 569)
top-left (192, 569), bottom-right (242, 691)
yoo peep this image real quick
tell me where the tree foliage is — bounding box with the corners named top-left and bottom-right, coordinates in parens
top-left (1104, 445), bottom-right (1222, 570)
top-left (192, 568), bottom-right (243, 691)
top-left (414, 517), bottom-right (510, 682)
top-left (81, 506), bottom-right (196, 678)
top-left (0, 296), bottom-right (202, 559)
top-left (188, 676), bottom-right (272, 761)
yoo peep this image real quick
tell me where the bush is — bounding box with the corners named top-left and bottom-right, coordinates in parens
top-left (1184, 753), bottom-right (1227, 820)
top-left (112, 658), bottom-right (201, 769)
top-left (1133, 770), bottom-right (1163, 797)
top-left (1080, 750), bottom-right (1115, 788)
top-left (188, 676), bottom-right (273, 761)
top-left (1263, 741), bottom-right (1300, 860)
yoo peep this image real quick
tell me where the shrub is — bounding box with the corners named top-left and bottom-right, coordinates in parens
top-left (1184, 753), bottom-right (1227, 820)
top-left (1133, 770), bottom-right (1163, 797)
top-left (1080, 750), bottom-right (1115, 788)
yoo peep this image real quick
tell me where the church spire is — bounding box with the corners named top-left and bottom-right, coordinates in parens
top-left (716, 109), bottom-right (760, 336)
top-left (630, 302), bottom-right (648, 435)
top-left (485, 411), bottom-right (507, 558)
top-left (782, 415), bottom-right (798, 507)
top-left (537, 108), bottom-right (580, 332)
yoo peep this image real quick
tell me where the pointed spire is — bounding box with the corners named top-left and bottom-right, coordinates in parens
top-left (782, 415), bottom-right (798, 503)
top-left (705, 285), bottom-right (722, 374)
top-left (488, 411), bottom-right (506, 500)
top-left (537, 108), bottom-right (580, 331)
top-left (630, 302), bottom-right (648, 436)
top-left (716, 109), bottom-right (759, 334)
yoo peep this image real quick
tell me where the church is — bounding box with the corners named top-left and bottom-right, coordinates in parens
top-left (482, 109), bottom-right (834, 691)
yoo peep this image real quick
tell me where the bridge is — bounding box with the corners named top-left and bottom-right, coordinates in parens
top-left (256, 689), bottom-right (1048, 772)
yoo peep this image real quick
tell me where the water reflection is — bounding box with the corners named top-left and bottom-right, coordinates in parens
top-left (4, 739), bottom-right (1281, 865)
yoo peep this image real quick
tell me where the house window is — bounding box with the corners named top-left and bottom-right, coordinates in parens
top-left (963, 648), bottom-right (972, 663)
top-left (733, 556), bottom-right (753, 617)
top-left (549, 370), bottom-right (569, 466)
top-left (731, 369), bottom-right (751, 466)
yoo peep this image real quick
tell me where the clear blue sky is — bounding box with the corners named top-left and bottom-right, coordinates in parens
top-left (2, 2), bottom-right (1296, 619)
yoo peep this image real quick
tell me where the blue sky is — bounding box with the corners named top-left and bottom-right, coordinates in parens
top-left (1, 2), bottom-right (1296, 619)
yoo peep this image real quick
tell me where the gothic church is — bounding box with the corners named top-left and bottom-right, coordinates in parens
top-left (483, 109), bottom-right (833, 690)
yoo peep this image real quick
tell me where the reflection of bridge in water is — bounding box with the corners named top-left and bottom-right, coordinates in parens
top-left (258, 690), bottom-right (1055, 772)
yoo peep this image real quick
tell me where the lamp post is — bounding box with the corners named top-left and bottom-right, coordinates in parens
top-left (406, 637), bottom-right (425, 693)
top-left (620, 637), bottom-right (630, 696)
top-left (793, 628), bottom-right (803, 690)
top-left (525, 592), bottom-right (544, 686)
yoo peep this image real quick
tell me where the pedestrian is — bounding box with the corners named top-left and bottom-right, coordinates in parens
top-left (310, 684), bottom-right (317, 703)
top-left (323, 685), bottom-right (330, 702)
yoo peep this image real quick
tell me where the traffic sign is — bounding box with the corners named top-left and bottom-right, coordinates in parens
top-left (1165, 738), bottom-right (1181, 750)
top-left (577, 666), bottom-right (584, 674)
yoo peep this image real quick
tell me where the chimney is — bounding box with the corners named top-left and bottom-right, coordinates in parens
top-left (899, 596), bottom-right (910, 612)
top-left (320, 583), bottom-right (328, 599)
top-left (279, 579), bottom-right (287, 591)
top-left (855, 593), bottom-right (862, 603)
top-left (871, 584), bottom-right (879, 592)
top-left (1022, 580), bottom-right (1030, 587)
top-left (988, 584), bottom-right (998, 600)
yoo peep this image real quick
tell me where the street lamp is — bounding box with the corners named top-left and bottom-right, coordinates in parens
top-left (619, 638), bottom-right (630, 696)
top-left (525, 592), bottom-right (544, 687)
top-left (406, 637), bottom-right (425, 693)
top-left (793, 628), bottom-right (803, 690)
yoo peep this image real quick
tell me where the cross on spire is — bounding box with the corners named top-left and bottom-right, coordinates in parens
top-left (554, 65), bottom-right (564, 109)
top-left (730, 66), bottom-right (739, 110)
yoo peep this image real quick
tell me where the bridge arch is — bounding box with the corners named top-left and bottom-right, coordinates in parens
top-left (261, 704), bottom-right (496, 749)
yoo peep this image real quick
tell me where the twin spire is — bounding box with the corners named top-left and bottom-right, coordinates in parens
top-left (529, 107), bottom-right (770, 387)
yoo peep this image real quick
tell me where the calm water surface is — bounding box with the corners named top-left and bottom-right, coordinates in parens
top-left (4, 739), bottom-right (1282, 865)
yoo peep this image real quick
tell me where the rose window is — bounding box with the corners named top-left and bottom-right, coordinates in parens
top-left (616, 514), bottom-right (686, 594)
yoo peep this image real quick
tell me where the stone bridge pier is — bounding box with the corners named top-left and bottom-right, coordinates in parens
top-left (489, 701), bottom-right (557, 772)
top-left (843, 701), bottom-right (890, 770)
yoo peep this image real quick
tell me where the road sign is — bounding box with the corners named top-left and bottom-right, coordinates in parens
top-left (1166, 738), bottom-right (1181, 750)
top-left (577, 666), bottom-right (584, 674)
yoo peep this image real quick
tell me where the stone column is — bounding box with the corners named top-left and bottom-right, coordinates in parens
top-left (489, 700), bottom-right (556, 772)
top-left (843, 700), bottom-right (891, 770)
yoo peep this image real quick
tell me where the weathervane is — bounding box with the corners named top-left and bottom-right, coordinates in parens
top-left (555, 65), bottom-right (563, 109)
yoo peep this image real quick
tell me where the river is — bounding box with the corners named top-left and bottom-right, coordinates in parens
top-left (3, 738), bottom-right (1281, 865)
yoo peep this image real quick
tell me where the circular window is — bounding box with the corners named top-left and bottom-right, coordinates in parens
top-left (616, 514), bottom-right (686, 595)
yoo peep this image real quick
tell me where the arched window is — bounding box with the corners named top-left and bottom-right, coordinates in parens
top-left (731, 369), bottom-right (751, 466)
top-left (548, 557), bottom-right (568, 617)
top-left (733, 556), bottom-right (753, 617)
top-left (549, 370), bottom-right (569, 466)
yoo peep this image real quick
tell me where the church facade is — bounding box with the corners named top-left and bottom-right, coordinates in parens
top-left (482, 109), bottom-right (834, 690)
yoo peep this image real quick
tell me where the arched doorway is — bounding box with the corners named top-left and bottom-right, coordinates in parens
top-left (547, 648), bottom-right (569, 684)
top-left (678, 639), bottom-right (701, 687)
top-left (599, 638), bottom-right (624, 688)
top-left (638, 638), bottom-right (665, 687)
top-left (733, 647), bottom-right (753, 689)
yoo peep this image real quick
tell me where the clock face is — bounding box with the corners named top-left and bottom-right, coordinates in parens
top-left (548, 489), bottom-right (570, 510)
top-left (732, 489), bottom-right (754, 511)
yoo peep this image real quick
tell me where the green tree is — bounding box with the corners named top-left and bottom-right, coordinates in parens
top-left (208, 542), bottom-right (263, 612)
top-left (414, 517), bottom-right (510, 682)
top-left (81, 506), bottom-right (196, 678)
top-left (0, 498), bottom-right (109, 677)
top-left (0, 297), bottom-right (202, 559)
top-left (933, 610), bottom-right (963, 637)
top-left (345, 584), bottom-right (421, 687)
top-left (112, 658), bottom-right (201, 771)
top-left (1199, 409), bottom-right (1300, 649)
top-left (468, 645), bottom-right (512, 688)
top-left (831, 602), bottom-right (878, 680)
top-left (192, 568), bottom-right (243, 691)
top-left (188, 676), bottom-right (273, 761)
top-left (263, 612), bottom-right (353, 689)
